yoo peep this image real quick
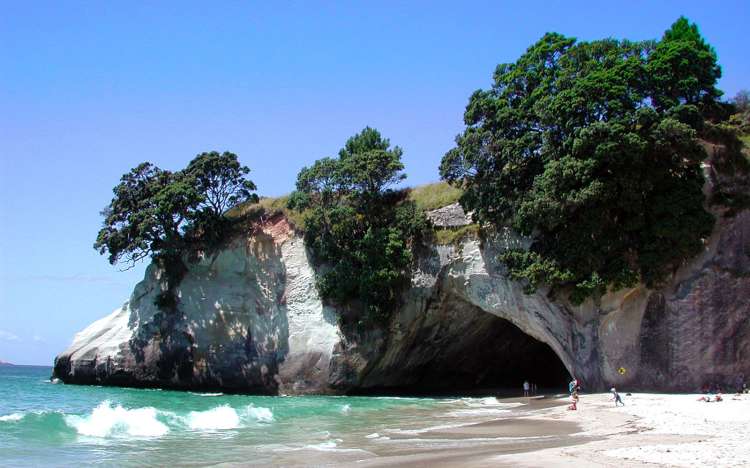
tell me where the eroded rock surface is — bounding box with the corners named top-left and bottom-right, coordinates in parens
top-left (54, 207), bottom-right (750, 393)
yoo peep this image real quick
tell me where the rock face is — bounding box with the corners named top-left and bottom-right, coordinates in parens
top-left (426, 202), bottom-right (472, 227)
top-left (54, 206), bottom-right (750, 394)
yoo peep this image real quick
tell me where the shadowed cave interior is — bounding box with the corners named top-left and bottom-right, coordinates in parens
top-left (352, 295), bottom-right (571, 396)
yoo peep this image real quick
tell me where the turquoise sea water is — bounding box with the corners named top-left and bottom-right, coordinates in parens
top-left (0, 366), bottom-right (533, 467)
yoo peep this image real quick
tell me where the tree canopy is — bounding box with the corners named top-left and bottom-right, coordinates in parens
top-left (288, 127), bottom-right (427, 324)
top-left (186, 151), bottom-right (259, 217)
top-left (95, 151), bottom-right (258, 270)
top-left (440, 17), bottom-right (719, 303)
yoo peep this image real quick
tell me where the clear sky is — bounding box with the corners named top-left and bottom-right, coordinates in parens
top-left (1, 1), bottom-right (747, 365)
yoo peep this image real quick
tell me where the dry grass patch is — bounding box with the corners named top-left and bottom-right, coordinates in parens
top-left (407, 181), bottom-right (463, 212)
top-left (227, 195), bottom-right (309, 230)
top-left (433, 224), bottom-right (480, 245)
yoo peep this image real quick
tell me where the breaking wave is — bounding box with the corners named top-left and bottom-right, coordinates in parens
top-left (0, 401), bottom-right (275, 439)
top-left (245, 405), bottom-right (274, 422)
top-left (64, 401), bottom-right (169, 437)
top-left (186, 405), bottom-right (240, 430)
top-left (0, 412), bottom-right (25, 422)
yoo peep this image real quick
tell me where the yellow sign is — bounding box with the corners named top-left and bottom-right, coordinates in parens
top-left (618, 367), bottom-right (627, 375)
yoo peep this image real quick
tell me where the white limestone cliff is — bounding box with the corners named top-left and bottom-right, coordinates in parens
top-left (54, 205), bottom-right (750, 393)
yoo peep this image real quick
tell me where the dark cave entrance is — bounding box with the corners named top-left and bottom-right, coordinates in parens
top-left (352, 296), bottom-right (572, 396)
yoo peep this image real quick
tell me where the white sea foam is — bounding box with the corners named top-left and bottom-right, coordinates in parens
top-left (187, 405), bottom-right (240, 430)
top-left (302, 439), bottom-right (371, 454)
top-left (460, 397), bottom-right (524, 408)
top-left (386, 420), bottom-right (480, 435)
top-left (189, 392), bottom-right (224, 397)
top-left (365, 432), bottom-right (380, 439)
top-left (478, 397), bottom-right (500, 405)
top-left (64, 401), bottom-right (169, 437)
top-left (244, 405), bottom-right (273, 422)
top-left (308, 439), bottom-right (339, 450)
top-left (0, 413), bottom-right (25, 422)
top-left (340, 404), bottom-right (351, 414)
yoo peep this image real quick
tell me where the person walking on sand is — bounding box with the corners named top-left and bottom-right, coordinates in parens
top-left (611, 387), bottom-right (624, 407)
top-left (523, 380), bottom-right (530, 397)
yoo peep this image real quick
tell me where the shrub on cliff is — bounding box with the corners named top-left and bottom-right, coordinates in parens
top-left (440, 17), bottom-right (720, 304)
top-left (94, 152), bottom-right (258, 305)
top-left (288, 127), bottom-right (428, 324)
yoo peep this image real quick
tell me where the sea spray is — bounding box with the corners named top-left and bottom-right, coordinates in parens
top-left (187, 405), bottom-right (240, 430)
top-left (183, 404), bottom-right (273, 430)
top-left (0, 412), bottom-right (25, 422)
top-left (244, 405), bottom-right (273, 422)
top-left (64, 401), bottom-right (169, 437)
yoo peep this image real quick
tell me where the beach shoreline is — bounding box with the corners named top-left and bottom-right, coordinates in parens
top-left (4, 366), bottom-right (749, 467)
top-left (315, 392), bottom-right (750, 468)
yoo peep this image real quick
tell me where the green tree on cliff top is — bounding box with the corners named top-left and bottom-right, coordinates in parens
top-left (440, 17), bottom-right (718, 304)
top-left (95, 151), bottom-right (258, 270)
top-left (288, 127), bottom-right (427, 324)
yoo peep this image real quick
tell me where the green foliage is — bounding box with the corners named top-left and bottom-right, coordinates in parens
top-left (95, 152), bottom-right (258, 304)
top-left (185, 151), bottom-right (259, 217)
top-left (433, 224), bottom-right (480, 245)
top-left (154, 290), bottom-right (179, 311)
top-left (441, 18), bottom-right (719, 304)
top-left (94, 163), bottom-right (198, 267)
top-left (288, 127), bottom-right (428, 324)
top-left (703, 121), bottom-right (750, 216)
top-left (407, 182), bottom-right (463, 211)
top-left (648, 16), bottom-right (722, 111)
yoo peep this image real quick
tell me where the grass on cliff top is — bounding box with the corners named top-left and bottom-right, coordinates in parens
top-left (408, 182), bottom-right (480, 245)
top-left (228, 181), bottom-right (465, 232)
top-left (227, 195), bottom-right (309, 229)
top-left (433, 224), bottom-right (480, 245)
top-left (406, 181), bottom-right (463, 212)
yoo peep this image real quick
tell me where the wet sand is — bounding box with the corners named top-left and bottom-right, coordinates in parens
top-left (249, 395), bottom-right (591, 467)
top-left (354, 418), bottom-right (592, 468)
top-left (251, 392), bottom-right (750, 467)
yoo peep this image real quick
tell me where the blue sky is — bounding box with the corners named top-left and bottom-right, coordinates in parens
top-left (1, 1), bottom-right (748, 365)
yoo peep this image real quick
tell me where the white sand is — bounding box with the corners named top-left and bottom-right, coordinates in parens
top-left (495, 392), bottom-right (750, 467)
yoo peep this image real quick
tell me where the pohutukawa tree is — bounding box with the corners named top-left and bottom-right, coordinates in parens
top-left (288, 127), bottom-right (427, 324)
top-left (440, 17), bottom-right (719, 304)
top-left (185, 151), bottom-right (258, 217)
top-left (94, 151), bottom-right (258, 272)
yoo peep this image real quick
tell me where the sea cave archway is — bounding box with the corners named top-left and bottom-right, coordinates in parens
top-left (352, 293), bottom-right (572, 396)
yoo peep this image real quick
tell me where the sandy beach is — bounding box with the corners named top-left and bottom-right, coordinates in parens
top-left (489, 392), bottom-right (750, 467)
top-left (308, 392), bottom-right (750, 468)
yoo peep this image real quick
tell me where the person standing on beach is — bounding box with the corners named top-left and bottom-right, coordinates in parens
top-left (523, 380), bottom-right (530, 397)
top-left (611, 387), bottom-right (625, 406)
top-left (569, 378), bottom-right (578, 395)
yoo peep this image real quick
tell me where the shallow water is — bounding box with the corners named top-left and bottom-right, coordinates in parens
top-left (0, 366), bottom-right (560, 466)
